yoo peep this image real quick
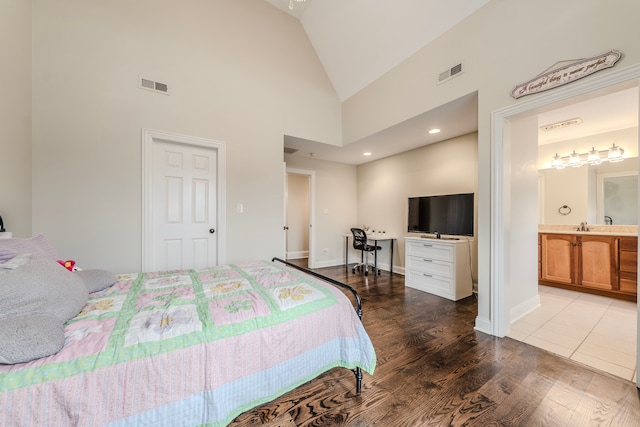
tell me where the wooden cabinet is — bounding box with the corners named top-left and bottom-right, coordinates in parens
top-left (404, 237), bottom-right (472, 301)
top-left (619, 237), bottom-right (638, 294)
top-left (539, 233), bottom-right (636, 300)
top-left (540, 233), bottom-right (575, 284)
top-left (577, 235), bottom-right (617, 290)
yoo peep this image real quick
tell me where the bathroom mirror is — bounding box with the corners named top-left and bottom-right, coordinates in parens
top-left (539, 157), bottom-right (638, 225)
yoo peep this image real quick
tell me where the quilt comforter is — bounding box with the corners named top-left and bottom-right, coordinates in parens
top-left (0, 260), bottom-right (376, 427)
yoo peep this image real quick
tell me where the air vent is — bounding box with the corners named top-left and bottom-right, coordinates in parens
top-left (437, 62), bottom-right (464, 85)
top-left (139, 76), bottom-right (169, 95)
top-left (284, 147), bottom-right (299, 154)
top-left (540, 117), bottom-right (583, 132)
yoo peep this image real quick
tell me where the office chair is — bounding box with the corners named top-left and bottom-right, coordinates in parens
top-left (350, 228), bottom-right (382, 275)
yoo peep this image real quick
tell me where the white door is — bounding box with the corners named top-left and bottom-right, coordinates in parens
top-left (152, 140), bottom-right (217, 271)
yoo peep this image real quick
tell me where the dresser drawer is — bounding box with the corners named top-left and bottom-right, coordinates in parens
top-left (406, 240), bottom-right (454, 262)
top-left (406, 255), bottom-right (454, 278)
top-left (405, 269), bottom-right (453, 297)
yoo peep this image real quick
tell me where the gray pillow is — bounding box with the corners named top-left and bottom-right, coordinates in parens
top-left (75, 269), bottom-right (117, 293)
top-left (0, 315), bottom-right (65, 364)
top-left (0, 255), bottom-right (89, 364)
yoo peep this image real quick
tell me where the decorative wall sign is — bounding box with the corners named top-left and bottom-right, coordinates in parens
top-left (511, 50), bottom-right (622, 99)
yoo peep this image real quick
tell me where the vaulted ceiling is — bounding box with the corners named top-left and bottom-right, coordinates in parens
top-left (263, 0), bottom-right (489, 101)
top-left (264, 0), bottom-right (638, 166)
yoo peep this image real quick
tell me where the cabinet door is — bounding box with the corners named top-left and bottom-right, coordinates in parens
top-left (577, 235), bottom-right (618, 290)
top-left (540, 234), bottom-right (575, 284)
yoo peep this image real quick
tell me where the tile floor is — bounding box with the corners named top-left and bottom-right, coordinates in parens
top-left (509, 285), bottom-right (638, 382)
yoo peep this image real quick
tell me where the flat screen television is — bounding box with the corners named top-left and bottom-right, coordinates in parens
top-left (408, 193), bottom-right (474, 236)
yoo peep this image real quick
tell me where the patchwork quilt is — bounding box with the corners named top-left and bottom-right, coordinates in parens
top-left (0, 260), bottom-right (376, 427)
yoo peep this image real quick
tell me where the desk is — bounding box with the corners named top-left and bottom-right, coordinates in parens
top-left (344, 234), bottom-right (396, 274)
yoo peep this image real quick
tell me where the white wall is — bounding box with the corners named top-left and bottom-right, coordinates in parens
top-left (0, 1), bottom-right (31, 237)
top-left (30, 0), bottom-right (342, 271)
top-left (340, 0), bottom-right (640, 333)
top-left (357, 133), bottom-right (478, 274)
top-left (507, 115), bottom-right (540, 322)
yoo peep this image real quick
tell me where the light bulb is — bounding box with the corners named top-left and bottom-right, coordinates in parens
top-left (568, 150), bottom-right (581, 167)
top-left (587, 147), bottom-right (602, 165)
top-left (551, 153), bottom-right (564, 169)
top-left (607, 144), bottom-right (624, 162)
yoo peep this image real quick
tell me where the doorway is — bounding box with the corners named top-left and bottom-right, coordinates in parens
top-left (142, 129), bottom-right (227, 271)
top-left (285, 168), bottom-right (315, 268)
top-left (491, 64), bottom-right (640, 387)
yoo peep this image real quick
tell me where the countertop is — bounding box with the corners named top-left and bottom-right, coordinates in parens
top-left (538, 225), bottom-right (638, 237)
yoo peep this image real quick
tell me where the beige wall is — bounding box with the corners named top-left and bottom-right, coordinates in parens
top-left (284, 154), bottom-right (357, 267)
top-left (286, 173), bottom-right (310, 258)
top-left (357, 133), bottom-right (478, 274)
top-left (341, 0), bottom-right (640, 333)
top-left (0, 1), bottom-right (32, 237)
top-left (30, 0), bottom-right (342, 271)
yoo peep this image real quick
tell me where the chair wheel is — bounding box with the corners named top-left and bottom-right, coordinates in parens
top-left (352, 268), bottom-right (356, 274)
top-left (364, 271), bottom-right (368, 276)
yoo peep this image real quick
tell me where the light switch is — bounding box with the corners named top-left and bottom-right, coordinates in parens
top-left (237, 203), bottom-right (244, 213)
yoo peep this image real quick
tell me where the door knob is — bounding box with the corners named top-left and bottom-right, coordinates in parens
top-left (209, 228), bottom-right (215, 234)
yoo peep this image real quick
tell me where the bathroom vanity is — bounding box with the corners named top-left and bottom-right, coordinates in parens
top-left (538, 230), bottom-right (638, 301)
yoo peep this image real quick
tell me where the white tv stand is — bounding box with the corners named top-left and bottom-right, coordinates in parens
top-left (404, 236), bottom-right (472, 301)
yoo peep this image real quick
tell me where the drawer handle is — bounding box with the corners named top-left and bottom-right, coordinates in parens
top-left (423, 244), bottom-right (433, 247)
top-left (423, 273), bottom-right (432, 277)
top-left (423, 259), bottom-right (433, 262)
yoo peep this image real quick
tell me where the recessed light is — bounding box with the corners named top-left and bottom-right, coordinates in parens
top-left (363, 152), bottom-right (372, 156)
top-left (428, 128), bottom-right (441, 134)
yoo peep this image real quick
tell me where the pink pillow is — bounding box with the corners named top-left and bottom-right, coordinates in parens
top-left (0, 234), bottom-right (58, 262)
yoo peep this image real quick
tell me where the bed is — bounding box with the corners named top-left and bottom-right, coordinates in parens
top-left (0, 248), bottom-right (376, 427)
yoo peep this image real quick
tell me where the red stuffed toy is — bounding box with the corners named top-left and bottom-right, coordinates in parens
top-left (57, 259), bottom-right (76, 271)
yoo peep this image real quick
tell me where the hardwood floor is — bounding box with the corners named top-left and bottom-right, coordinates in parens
top-left (231, 263), bottom-right (640, 426)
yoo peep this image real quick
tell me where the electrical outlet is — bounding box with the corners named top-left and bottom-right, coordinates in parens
top-left (322, 248), bottom-right (329, 253)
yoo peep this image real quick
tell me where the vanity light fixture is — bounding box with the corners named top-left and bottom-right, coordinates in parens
top-left (549, 145), bottom-right (625, 169)
top-left (551, 153), bottom-right (564, 169)
top-left (586, 147), bottom-right (602, 165)
top-left (607, 143), bottom-right (624, 162)
top-left (568, 150), bottom-right (582, 167)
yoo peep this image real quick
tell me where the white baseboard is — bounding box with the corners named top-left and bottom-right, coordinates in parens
top-left (474, 316), bottom-right (492, 335)
top-left (286, 251), bottom-right (309, 260)
top-left (510, 294), bottom-right (541, 323)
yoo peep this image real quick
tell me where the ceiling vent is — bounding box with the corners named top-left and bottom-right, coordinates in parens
top-left (437, 62), bottom-right (464, 85)
top-left (540, 117), bottom-right (583, 132)
top-left (284, 147), bottom-right (299, 154)
top-left (139, 76), bottom-right (169, 95)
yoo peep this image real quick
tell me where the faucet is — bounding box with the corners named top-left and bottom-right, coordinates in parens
top-left (605, 215), bottom-right (613, 225)
top-left (577, 221), bottom-right (590, 232)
